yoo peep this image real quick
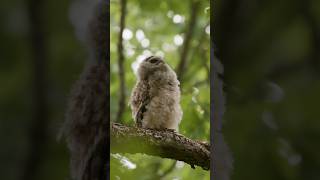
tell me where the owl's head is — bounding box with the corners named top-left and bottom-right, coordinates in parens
top-left (137, 56), bottom-right (169, 80)
top-left (143, 55), bottom-right (165, 65)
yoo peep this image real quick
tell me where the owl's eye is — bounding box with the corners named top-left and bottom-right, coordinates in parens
top-left (149, 58), bottom-right (158, 64)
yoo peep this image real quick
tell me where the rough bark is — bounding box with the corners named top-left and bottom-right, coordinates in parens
top-left (110, 123), bottom-right (210, 170)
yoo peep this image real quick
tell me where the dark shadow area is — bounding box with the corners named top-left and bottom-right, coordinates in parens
top-left (213, 0), bottom-right (320, 179)
top-left (0, 0), bottom-right (104, 179)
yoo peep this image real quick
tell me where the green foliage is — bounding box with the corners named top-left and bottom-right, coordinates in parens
top-left (110, 0), bottom-right (210, 179)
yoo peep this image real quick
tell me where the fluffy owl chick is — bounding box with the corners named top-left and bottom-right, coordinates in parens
top-left (130, 56), bottom-right (182, 131)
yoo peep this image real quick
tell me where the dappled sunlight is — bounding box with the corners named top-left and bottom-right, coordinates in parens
top-left (173, 14), bottom-right (185, 24)
top-left (140, 38), bottom-right (150, 48)
top-left (135, 29), bottom-right (145, 41)
top-left (112, 154), bottom-right (137, 170)
top-left (205, 25), bottom-right (210, 35)
top-left (122, 28), bottom-right (133, 40)
top-left (173, 34), bottom-right (184, 46)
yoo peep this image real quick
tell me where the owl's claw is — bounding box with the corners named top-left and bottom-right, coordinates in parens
top-left (164, 128), bottom-right (176, 133)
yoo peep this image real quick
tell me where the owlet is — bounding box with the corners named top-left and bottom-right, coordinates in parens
top-left (130, 56), bottom-right (182, 131)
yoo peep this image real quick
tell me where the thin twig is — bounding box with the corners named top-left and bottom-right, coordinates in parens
top-left (176, 0), bottom-right (200, 83)
top-left (115, 0), bottom-right (127, 123)
top-left (159, 161), bottom-right (177, 179)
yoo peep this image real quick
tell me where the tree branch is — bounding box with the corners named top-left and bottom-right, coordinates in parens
top-left (115, 0), bottom-right (127, 123)
top-left (110, 123), bottom-right (210, 170)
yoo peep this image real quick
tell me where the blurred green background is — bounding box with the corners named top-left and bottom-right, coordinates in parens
top-left (110, 0), bottom-right (210, 179)
top-left (0, 0), bottom-right (91, 179)
top-left (214, 0), bottom-right (320, 180)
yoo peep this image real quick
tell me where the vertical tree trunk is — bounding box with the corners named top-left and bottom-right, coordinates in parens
top-left (115, 0), bottom-right (127, 123)
top-left (21, 0), bottom-right (48, 179)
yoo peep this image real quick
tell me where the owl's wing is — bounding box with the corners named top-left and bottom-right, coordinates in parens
top-left (130, 81), bottom-right (151, 127)
top-left (135, 98), bottom-right (150, 127)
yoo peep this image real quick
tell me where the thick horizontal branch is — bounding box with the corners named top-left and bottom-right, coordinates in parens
top-left (110, 123), bottom-right (210, 170)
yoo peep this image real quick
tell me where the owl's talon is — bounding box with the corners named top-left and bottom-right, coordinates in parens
top-left (164, 128), bottom-right (176, 133)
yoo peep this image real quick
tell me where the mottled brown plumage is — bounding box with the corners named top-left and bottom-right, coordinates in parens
top-left (130, 56), bottom-right (182, 131)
